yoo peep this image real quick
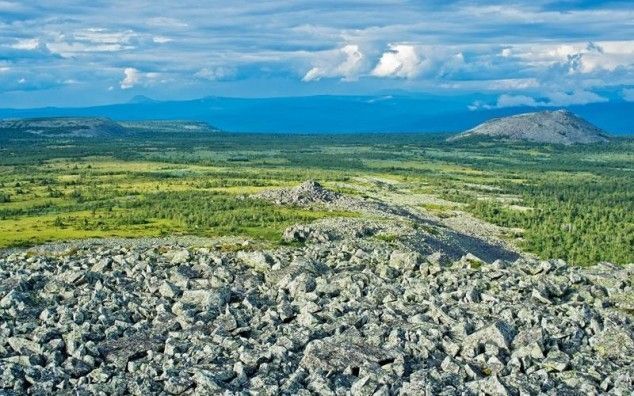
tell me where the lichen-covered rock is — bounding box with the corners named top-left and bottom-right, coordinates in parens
top-left (389, 250), bottom-right (422, 271)
top-left (0, 240), bottom-right (631, 394)
top-left (237, 251), bottom-right (274, 271)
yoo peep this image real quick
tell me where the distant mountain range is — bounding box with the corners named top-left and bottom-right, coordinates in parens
top-left (0, 95), bottom-right (632, 134)
top-left (0, 117), bottom-right (127, 138)
top-left (0, 117), bottom-right (219, 139)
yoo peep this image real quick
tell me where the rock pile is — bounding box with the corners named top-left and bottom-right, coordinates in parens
top-left (258, 180), bottom-right (342, 206)
top-left (0, 235), bottom-right (632, 394)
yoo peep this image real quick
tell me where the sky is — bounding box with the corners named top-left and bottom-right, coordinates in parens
top-left (1, 0), bottom-right (633, 108)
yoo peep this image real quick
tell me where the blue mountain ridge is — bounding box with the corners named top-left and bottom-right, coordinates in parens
top-left (0, 95), bottom-right (631, 134)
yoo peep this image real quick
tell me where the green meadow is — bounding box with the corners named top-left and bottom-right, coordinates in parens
top-left (0, 130), bottom-right (632, 265)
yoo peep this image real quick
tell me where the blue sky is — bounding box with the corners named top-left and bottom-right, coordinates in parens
top-left (1, 0), bottom-right (633, 108)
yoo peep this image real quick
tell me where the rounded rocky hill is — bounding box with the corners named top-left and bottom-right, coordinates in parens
top-left (449, 110), bottom-right (610, 145)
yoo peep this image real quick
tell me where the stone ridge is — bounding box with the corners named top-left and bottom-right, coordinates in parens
top-left (449, 110), bottom-right (610, 145)
top-left (0, 235), bottom-right (632, 394)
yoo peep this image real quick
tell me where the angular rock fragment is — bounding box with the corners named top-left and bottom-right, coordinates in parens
top-left (462, 321), bottom-right (516, 357)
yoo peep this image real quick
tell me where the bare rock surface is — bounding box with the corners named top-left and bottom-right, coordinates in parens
top-left (0, 182), bottom-right (631, 394)
top-left (262, 181), bottom-right (522, 263)
top-left (449, 110), bottom-right (610, 145)
top-left (258, 180), bottom-right (342, 206)
top-left (1, 234), bottom-right (632, 394)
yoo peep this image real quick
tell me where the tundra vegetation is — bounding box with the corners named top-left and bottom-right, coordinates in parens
top-left (0, 128), bottom-right (631, 265)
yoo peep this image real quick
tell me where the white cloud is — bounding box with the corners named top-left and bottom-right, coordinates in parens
top-left (0, 66), bottom-right (9, 73)
top-left (623, 88), bottom-right (634, 102)
top-left (438, 52), bottom-right (465, 77)
top-left (472, 89), bottom-right (608, 110)
top-left (46, 28), bottom-right (136, 56)
top-left (47, 41), bottom-right (129, 55)
top-left (147, 17), bottom-right (188, 28)
top-left (11, 38), bottom-right (40, 50)
top-left (496, 94), bottom-right (539, 108)
top-left (302, 44), bottom-right (364, 81)
top-left (120, 67), bottom-right (139, 89)
top-left (194, 66), bottom-right (235, 81)
top-left (441, 78), bottom-right (539, 91)
top-left (500, 48), bottom-right (512, 57)
top-left (152, 36), bottom-right (172, 44)
top-left (546, 90), bottom-right (608, 106)
top-left (74, 28), bottom-right (135, 45)
top-left (489, 78), bottom-right (540, 90)
top-left (371, 44), bottom-right (424, 79)
top-left (119, 68), bottom-right (164, 89)
top-left (512, 41), bottom-right (634, 74)
top-left (468, 100), bottom-right (488, 111)
top-left (2, 1), bottom-right (634, 105)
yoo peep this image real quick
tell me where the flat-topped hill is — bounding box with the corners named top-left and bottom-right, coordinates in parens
top-left (0, 117), bottom-right (219, 138)
top-left (0, 117), bottom-right (128, 138)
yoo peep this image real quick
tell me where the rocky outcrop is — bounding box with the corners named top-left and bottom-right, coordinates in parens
top-left (0, 237), bottom-right (632, 394)
top-left (449, 110), bottom-right (610, 144)
top-left (263, 181), bottom-right (522, 263)
top-left (258, 180), bottom-right (343, 206)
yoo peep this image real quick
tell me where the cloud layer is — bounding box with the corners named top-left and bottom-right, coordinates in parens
top-left (0, 1), bottom-right (633, 107)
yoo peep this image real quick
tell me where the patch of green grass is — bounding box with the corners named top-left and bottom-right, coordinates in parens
top-left (374, 233), bottom-right (400, 243)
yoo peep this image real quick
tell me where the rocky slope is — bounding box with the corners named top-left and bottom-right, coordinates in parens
top-left (0, 182), bottom-right (632, 394)
top-left (259, 181), bottom-right (521, 263)
top-left (0, 234), bottom-right (632, 394)
top-left (449, 110), bottom-right (610, 145)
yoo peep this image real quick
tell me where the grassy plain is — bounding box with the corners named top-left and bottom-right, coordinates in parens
top-left (0, 129), bottom-right (632, 265)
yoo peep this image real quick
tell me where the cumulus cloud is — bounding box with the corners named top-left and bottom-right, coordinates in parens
top-left (11, 38), bottom-right (40, 50)
top-left (371, 44), bottom-right (424, 79)
top-left (512, 41), bottom-right (634, 74)
top-left (120, 67), bottom-right (139, 89)
top-left (74, 28), bottom-right (135, 45)
top-left (472, 89), bottom-right (608, 110)
top-left (438, 52), bottom-right (466, 78)
top-left (302, 44), bottom-right (364, 81)
top-left (119, 67), bottom-right (164, 89)
top-left (46, 28), bottom-right (136, 57)
top-left (2, 1), bottom-right (634, 106)
top-left (195, 66), bottom-right (235, 81)
top-left (496, 94), bottom-right (539, 108)
top-left (546, 90), bottom-right (608, 106)
top-left (152, 36), bottom-right (172, 44)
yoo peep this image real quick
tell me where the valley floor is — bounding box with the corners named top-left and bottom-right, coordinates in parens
top-left (0, 132), bottom-right (633, 393)
top-left (0, 132), bottom-right (632, 265)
